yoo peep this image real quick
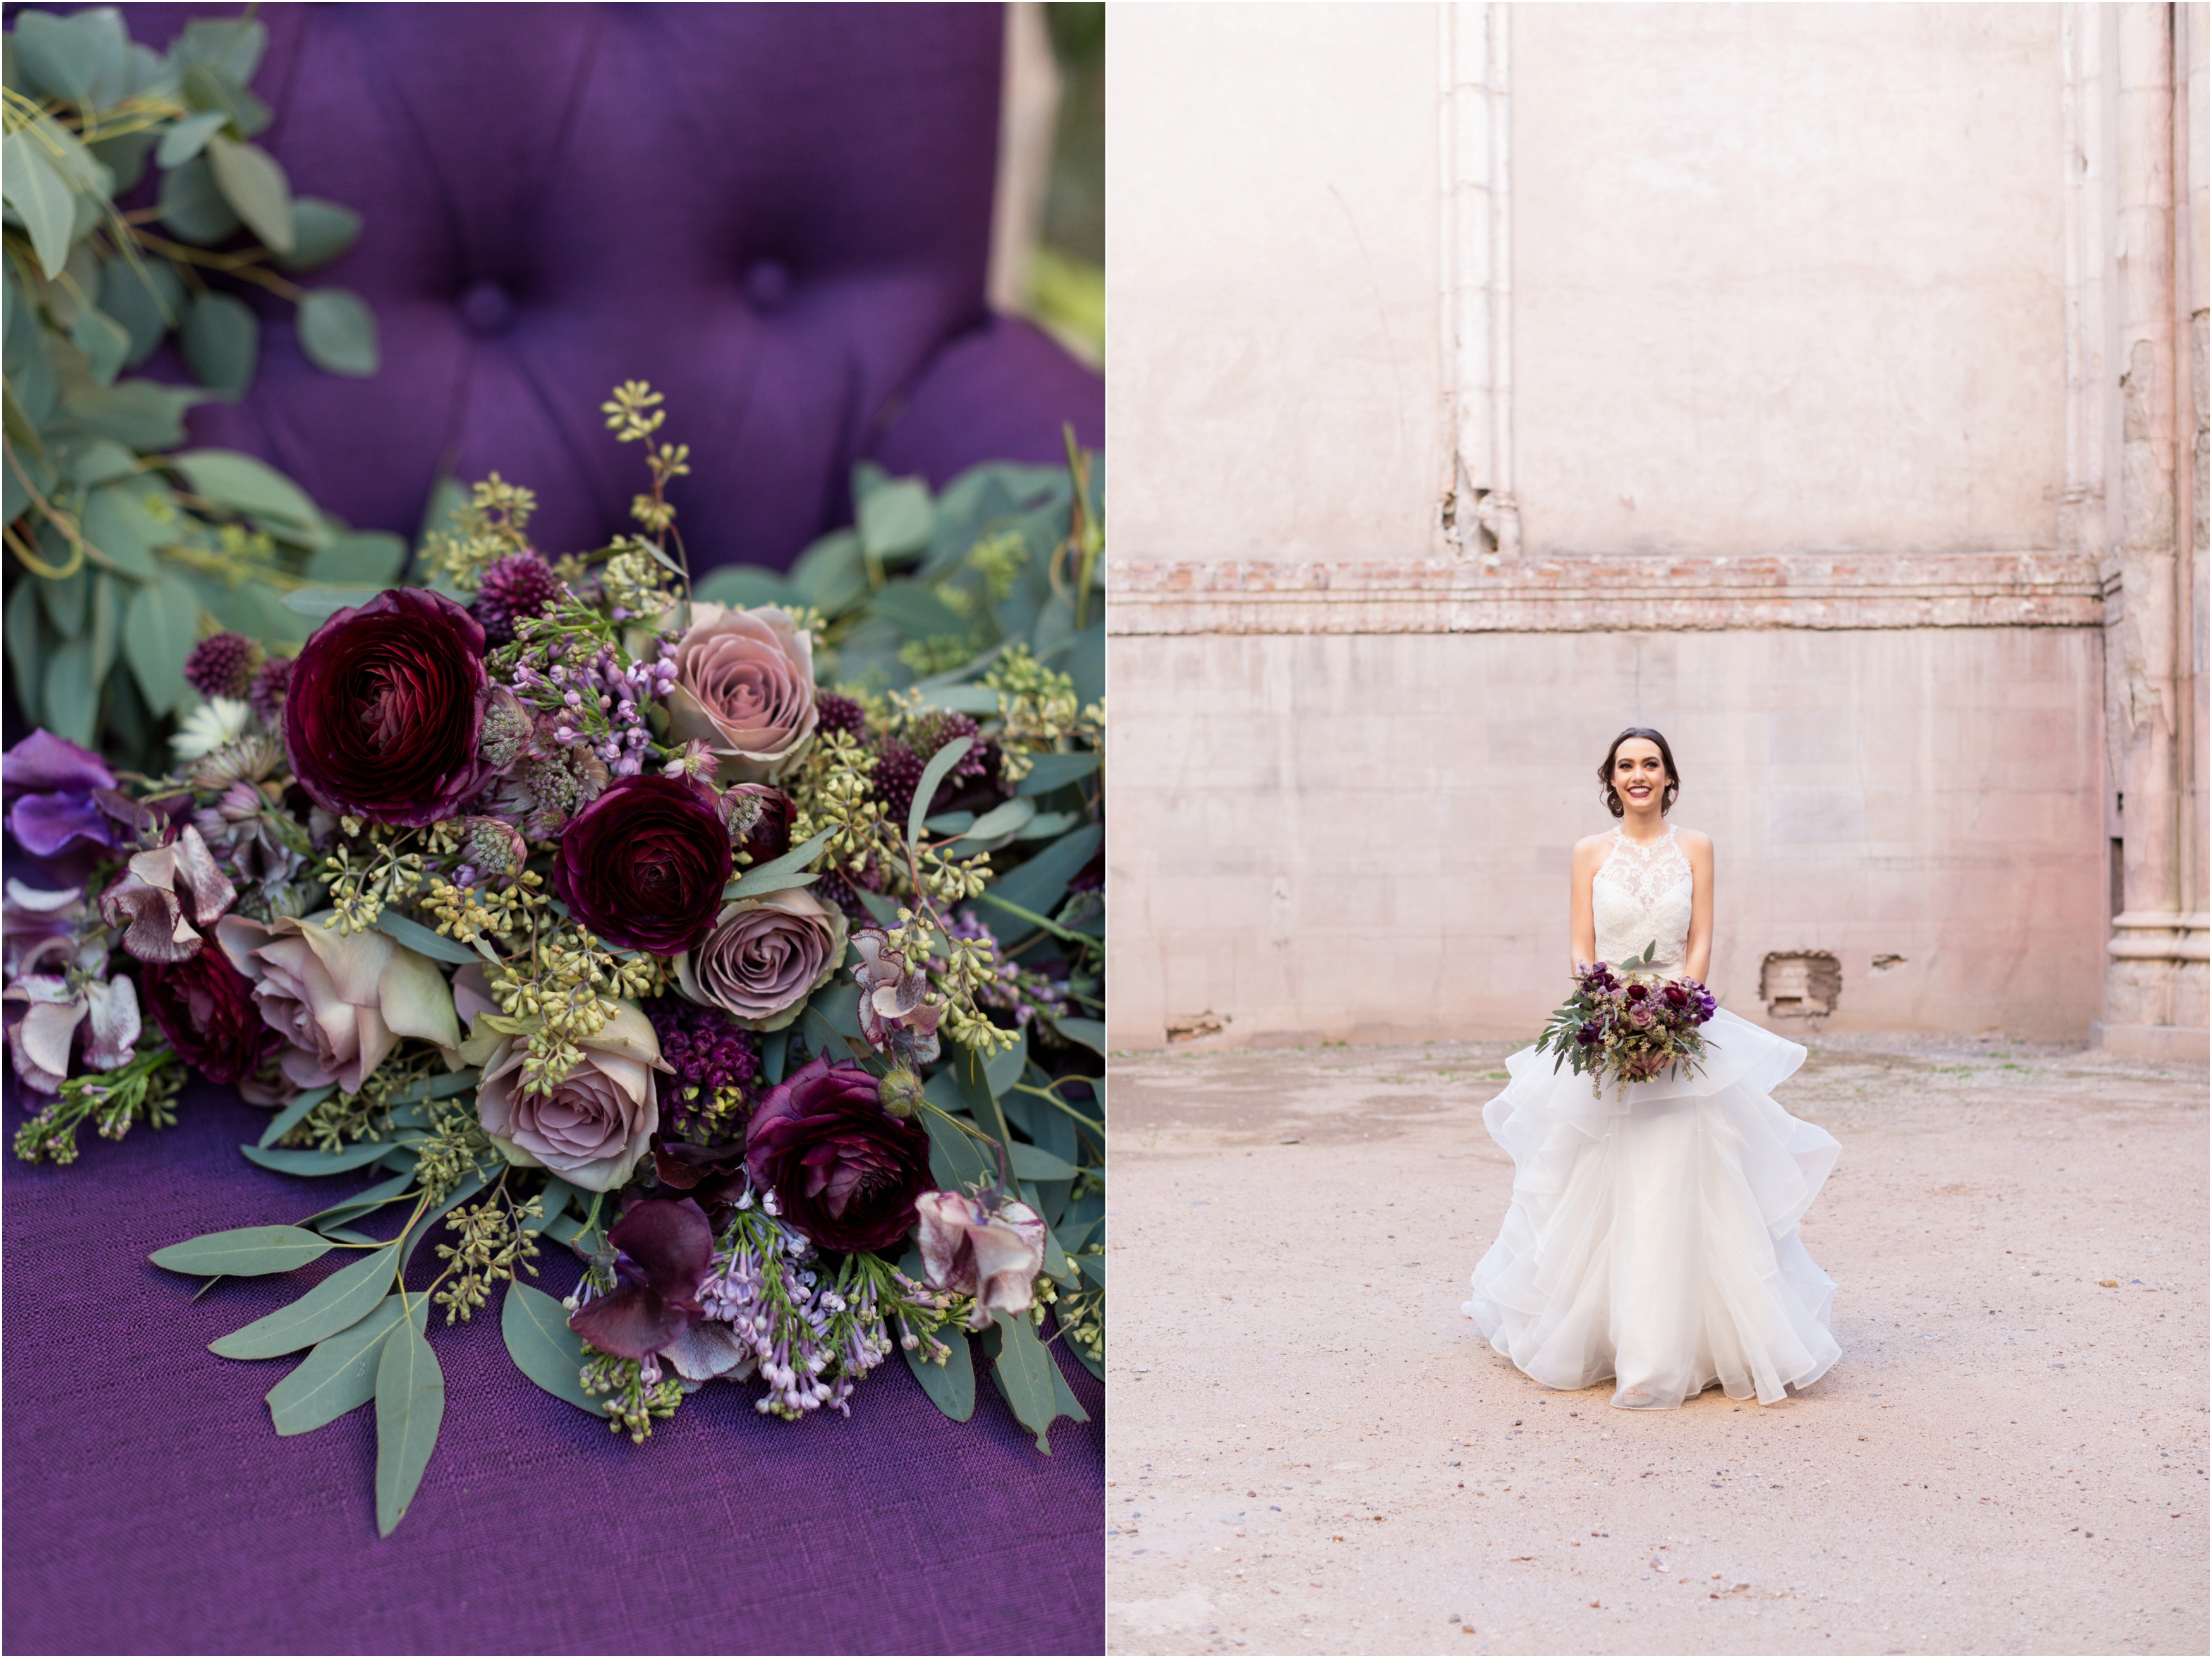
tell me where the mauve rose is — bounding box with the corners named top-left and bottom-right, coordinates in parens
top-left (216, 912), bottom-right (462, 1099)
top-left (664, 604), bottom-right (818, 783)
top-left (676, 888), bottom-right (848, 1031)
top-left (745, 1055), bottom-right (932, 1253)
top-left (140, 946), bottom-right (279, 1086)
top-left (474, 1001), bottom-right (665, 1192)
top-left (552, 774), bottom-right (731, 954)
top-left (913, 1189), bottom-right (1049, 1329)
top-left (285, 588), bottom-right (490, 826)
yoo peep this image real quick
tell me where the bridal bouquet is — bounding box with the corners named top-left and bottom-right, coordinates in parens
top-left (1534, 942), bottom-right (1717, 1096)
top-left (2, 383), bottom-right (1103, 1534)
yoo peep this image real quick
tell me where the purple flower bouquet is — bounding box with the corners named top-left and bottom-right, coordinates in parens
top-left (1533, 941), bottom-right (1718, 1097)
top-left (3, 384), bottom-right (1105, 1534)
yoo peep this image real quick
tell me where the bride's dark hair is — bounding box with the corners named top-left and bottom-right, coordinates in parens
top-left (1598, 727), bottom-right (1680, 818)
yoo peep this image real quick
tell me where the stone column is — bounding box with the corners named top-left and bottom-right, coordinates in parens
top-left (2101, 2), bottom-right (2211, 1057)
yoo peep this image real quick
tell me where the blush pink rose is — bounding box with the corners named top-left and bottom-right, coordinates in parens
top-left (216, 912), bottom-right (462, 1101)
top-left (662, 604), bottom-right (817, 783)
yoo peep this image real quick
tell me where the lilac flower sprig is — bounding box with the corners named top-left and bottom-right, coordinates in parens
top-left (498, 599), bottom-right (681, 780)
top-left (696, 1194), bottom-right (953, 1419)
top-left (945, 909), bottom-right (1069, 1027)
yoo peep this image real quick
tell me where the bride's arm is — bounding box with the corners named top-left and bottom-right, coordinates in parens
top-left (1684, 831), bottom-right (1715, 982)
top-left (1569, 836), bottom-right (1601, 973)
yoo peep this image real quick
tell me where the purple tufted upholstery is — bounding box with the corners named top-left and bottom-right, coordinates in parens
top-left (114, 2), bottom-right (1103, 569)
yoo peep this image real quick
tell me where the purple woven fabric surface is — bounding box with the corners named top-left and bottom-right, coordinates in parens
top-left (3, 1080), bottom-right (1104, 1655)
top-left (111, 1), bottom-right (1103, 569)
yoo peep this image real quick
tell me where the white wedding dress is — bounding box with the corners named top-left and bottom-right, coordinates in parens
top-left (1462, 827), bottom-right (1842, 1408)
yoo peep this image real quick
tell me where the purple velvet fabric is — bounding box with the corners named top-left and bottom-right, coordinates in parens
top-left (111, 3), bottom-right (1103, 569)
top-left (3, 1080), bottom-right (1103, 1655)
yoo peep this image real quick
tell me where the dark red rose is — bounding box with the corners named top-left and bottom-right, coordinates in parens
top-left (552, 774), bottom-right (731, 953)
top-left (138, 947), bottom-right (278, 1086)
top-left (745, 1055), bottom-right (932, 1253)
top-left (284, 589), bottom-right (490, 826)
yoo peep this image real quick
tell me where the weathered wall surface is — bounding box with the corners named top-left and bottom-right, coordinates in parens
top-left (1107, 627), bottom-right (2108, 1046)
top-left (1512, 4), bottom-right (2068, 557)
top-left (1103, 2), bottom-right (2204, 1052)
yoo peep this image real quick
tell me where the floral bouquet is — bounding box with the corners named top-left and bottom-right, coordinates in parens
top-left (1533, 941), bottom-right (1717, 1096)
top-left (2, 383), bottom-right (1103, 1534)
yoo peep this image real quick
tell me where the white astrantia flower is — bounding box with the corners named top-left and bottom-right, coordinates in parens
top-left (169, 696), bottom-right (253, 761)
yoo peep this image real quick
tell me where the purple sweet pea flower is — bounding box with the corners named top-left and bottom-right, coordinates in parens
top-left (3, 879), bottom-right (89, 980)
top-left (568, 1196), bottom-right (718, 1362)
top-left (1, 731), bottom-right (119, 857)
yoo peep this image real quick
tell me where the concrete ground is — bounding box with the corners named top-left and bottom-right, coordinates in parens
top-left (1105, 1034), bottom-right (2208, 1656)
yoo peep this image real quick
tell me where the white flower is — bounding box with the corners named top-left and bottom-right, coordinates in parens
top-left (170, 696), bottom-right (253, 761)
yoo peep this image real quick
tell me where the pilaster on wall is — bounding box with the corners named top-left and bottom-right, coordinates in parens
top-left (2088, 1), bottom-right (2209, 1058)
top-left (1438, 1), bottom-right (1517, 560)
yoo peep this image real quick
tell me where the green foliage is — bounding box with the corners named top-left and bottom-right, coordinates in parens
top-left (3, 7), bottom-right (378, 753)
top-left (11, 1043), bottom-right (182, 1162)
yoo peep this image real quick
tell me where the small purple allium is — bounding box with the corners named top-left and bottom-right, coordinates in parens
top-left (470, 552), bottom-right (561, 648)
top-left (183, 632), bottom-right (261, 700)
top-left (870, 739), bottom-right (927, 823)
top-left (815, 693), bottom-right (869, 741)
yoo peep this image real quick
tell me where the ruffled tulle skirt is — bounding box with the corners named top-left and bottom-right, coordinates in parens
top-left (1462, 1008), bottom-right (1841, 1408)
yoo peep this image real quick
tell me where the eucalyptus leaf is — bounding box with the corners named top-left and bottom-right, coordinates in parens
top-left (13, 9), bottom-right (107, 104)
top-left (983, 1022), bottom-right (1028, 1099)
top-left (100, 257), bottom-right (183, 365)
top-left (156, 153), bottom-right (241, 245)
top-left (988, 1311), bottom-right (1064, 1453)
top-left (6, 581), bottom-right (47, 724)
top-left (173, 16), bottom-right (267, 84)
top-left (209, 1243), bottom-right (399, 1360)
top-left (787, 528), bottom-right (868, 615)
top-left (298, 1169), bottom-right (418, 1235)
top-left (983, 823), bottom-right (1102, 919)
top-left (856, 474), bottom-right (934, 560)
top-left (727, 825), bottom-right (834, 899)
top-left (370, 908), bottom-right (481, 965)
top-left (88, 572), bottom-right (118, 683)
top-left (952, 795), bottom-right (1036, 848)
top-left (279, 198), bottom-right (362, 271)
top-left (171, 447), bottom-right (321, 540)
top-left (257, 1083), bottom-right (337, 1149)
top-left (279, 586), bottom-right (380, 619)
top-left (267, 1293), bottom-right (426, 1436)
top-left (501, 1282), bottom-right (607, 1417)
top-left (240, 1139), bottom-right (399, 1177)
top-left (57, 435), bottom-right (135, 487)
top-left (121, 572), bottom-right (199, 715)
top-left (204, 133), bottom-right (293, 254)
top-left (296, 287), bottom-right (376, 375)
top-left (690, 564), bottom-right (795, 609)
top-left (180, 290), bottom-right (257, 399)
top-left (1013, 751), bottom-right (1100, 796)
top-left (1007, 1142), bottom-right (1081, 1182)
top-left (902, 1324), bottom-right (976, 1422)
top-left (305, 530), bottom-right (404, 586)
top-left (62, 380), bottom-right (193, 449)
top-left (150, 1225), bottom-right (334, 1276)
top-left (906, 736), bottom-right (975, 850)
top-left (374, 1312), bottom-right (444, 1535)
top-left (2, 131), bottom-right (76, 280)
top-left (156, 110), bottom-right (228, 168)
top-left (41, 641), bottom-right (95, 746)
top-left (69, 303), bottom-right (129, 387)
top-left (1053, 1016), bottom-right (1106, 1056)
top-left (37, 559), bottom-right (88, 638)
top-left (397, 1173), bottom-right (485, 1271)
top-left (1047, 1343), bottom-right (1093, 1424)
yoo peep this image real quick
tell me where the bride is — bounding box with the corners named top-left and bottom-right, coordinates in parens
top-left (1462, 728), bottom-right (1842, 1409)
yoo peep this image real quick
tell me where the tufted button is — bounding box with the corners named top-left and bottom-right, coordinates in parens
top-left (458, 280), bottom-right (515, 337)
top-left (743, 258), bottom-right (792, 311)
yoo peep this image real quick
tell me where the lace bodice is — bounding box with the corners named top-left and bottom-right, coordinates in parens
top-left (1591, 827), bottom-right (1694, 972)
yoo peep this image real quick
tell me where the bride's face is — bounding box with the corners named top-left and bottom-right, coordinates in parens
top-left (1612, 739), bottom-right (1669, 811)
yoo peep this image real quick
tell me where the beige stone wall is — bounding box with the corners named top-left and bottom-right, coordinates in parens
top-left (1512, 4), bottom-right (2067, 557)
top-left (1107, 626), bottom-right (2109, 1047)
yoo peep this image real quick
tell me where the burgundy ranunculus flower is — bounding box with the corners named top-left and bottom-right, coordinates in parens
top-left (140, 946), bottom-right (278, 1086)
top-left (284, 589), bottom-right (490, 826)
top-left (744, 1055), bottom-right (933, 1253)
top-left (552, 774), bottom-right (731, 953)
